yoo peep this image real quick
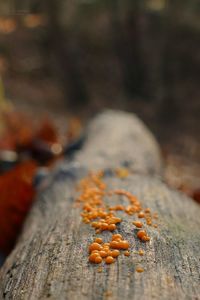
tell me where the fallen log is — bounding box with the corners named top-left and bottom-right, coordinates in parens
top-left (0, 110), bottom-right (199, 300)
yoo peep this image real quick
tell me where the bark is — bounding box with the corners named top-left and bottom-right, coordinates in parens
top-left (0, 110), bottom-right (199, 300)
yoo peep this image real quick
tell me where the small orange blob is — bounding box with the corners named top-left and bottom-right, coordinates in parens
top-left (112, 234), bottom-right (122, 240)
top-left (89, 253), bottom-right (100, 262)
top-left (103, 246), bottom-right (110, 251)
top-left (142, 236), bottom-right (150, 242)
top-left (95, 238), bottom-right (103, 244)
top-left (124, 251), bottom-right (130, 256)
top-left (97, 266), bottom-right (103, 273)
top-left (138, 249), bottom-right (145, 256)
top-left (101, 223), bottom-right (109, 231)
top-left (146, 217), bottom-right (152, 226)
top-left (113, 205), bottom-right (124, 211)
top-left (95, 256), bottom-right (103, 264)
top-left (107, 217), bottom-right (121, 224)
top-left (92, 222), bottom-right (100, 228)
top-left (153, 212), bottom-right (158, 219)
top-left (119, 240), bottom-right (130, 249)
top-left (137, 230), bottom-right (150, 242)
top-left (111, 250), bottom-right (120, 257)
top-left (107, 250), bottom-right (114, 257)
top-left (91, 250), bottom-right (99, 254)
top-left (108, 224), bottom-right (117, 231)
top-left (105, 256), bottom-right (115, 264)
top-left (137, 230), bottom-right (146, 239)
top-left (104, 291), bottom-right (112, 297)
top-left (138, 212), bottom-right (145, 218)
top-left (132, 221), bottom-right (143, 228)
top-left (99, 250), bottom-right (107, 258)
top-left (89, 242), bottom-right (102, 252)
top-left (103, 247), bottom-right (110, 253)
top-left (123, 240), bottom-right (130, 249)
top-left (116, 168), bottom-right (129, 179)
top-left (136, 267), bottom-right (144, 273)
top-left (110, 241), bottom-right (119, 249)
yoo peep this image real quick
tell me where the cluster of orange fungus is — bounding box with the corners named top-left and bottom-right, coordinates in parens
top-left (76, 171), bottom-right (158, 268)
top-left (77, 172), bottom-right (122, 234)
top-left (111, 190), bottom-right (157, 231)
top-left (88, 235), bottom-right (130, 264)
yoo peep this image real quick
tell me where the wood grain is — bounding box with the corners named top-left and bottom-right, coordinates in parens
top-left (0, 110), bottom-right (199, 300)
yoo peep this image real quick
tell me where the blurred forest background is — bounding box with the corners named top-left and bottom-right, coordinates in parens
top-left (0, 0), bottom-right (199, 192)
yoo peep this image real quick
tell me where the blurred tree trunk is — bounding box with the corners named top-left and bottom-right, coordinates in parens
top-left (110, 0), bottom-right (166, 101)
top-left (44, 0), bottom-right (88, 112)
top-left (109, 0), bottom-right (146, 98)
top-left (158, 1), bottom-right (180, 124)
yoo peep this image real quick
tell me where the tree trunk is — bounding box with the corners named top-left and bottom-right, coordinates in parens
top-left (0, 110), bottom-right (199, 300)
top-left (44, 0), bottom-right (88, 111)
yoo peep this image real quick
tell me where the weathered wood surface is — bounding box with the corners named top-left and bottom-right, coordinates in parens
top-left (0, 110), bottom-right (200, 300)
top-left (76, 110), bottom-right (162, 174)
